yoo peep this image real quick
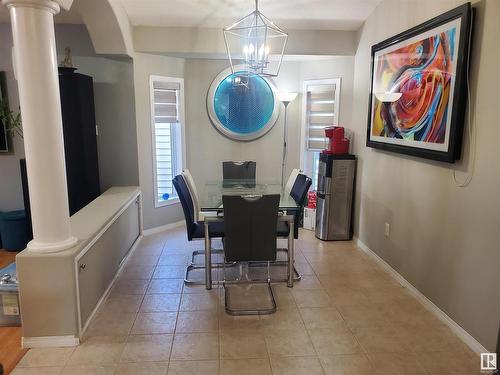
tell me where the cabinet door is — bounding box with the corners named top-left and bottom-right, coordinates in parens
top-left (77, 200), bottom-right (140, 326)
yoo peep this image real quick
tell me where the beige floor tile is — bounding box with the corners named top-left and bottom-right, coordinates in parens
top-left (396, 322), bottom-right (467, 352)
top-left (120, 265), bottom-right (155, 280)
top-left (179, 292), bottom-right (219, 311)
top-left (320, 354), bottom-right (375, 375)
top-left (133, 244), bottom-right (164, 257)
top-left (220, 331), bottom-right (268, 359)
top-left (154, 265), bottom-right (187, 279)
top-left (85, 312), bottom-right (136, 336)
top-left (131, 312), bottom-right (177, 334)
top-left (167, 360), bottom-right (219, 375)
top-left (292, 275), bottom-right (323, 290)
top-left (309, 326), bottom-right (364, 356)
top-left (68, 340), bottom-right (125, 365)
top-left (17, 347), bottom-right (75, 367)
top-left (170, 333), bottom-right (219, 360)
top-left (270, 356), bottom-right (325, 375)
top-left (353, 326), bottom-right (413, 354)
top-left (158, 254), bottom-right (189, 266)
top-left (321, 285), bottom-right (370, 306)
top-left (176, 311), bottom-right (218, 333)
top-left (11, 368), bottom-right (63, 375)
top-left (368, 353), bottom-right (428, 375)
top-left (147, 279), bottom-right (184, 294)
top-left (111, 279), bottom-right (150, 295)
top-left (293, 261), bottom-right (315, 276)
top-left (115, 362), bottom-right (169, 375)
top-left (264, 328), bottom-right (316, 357)
top-left (292, 289), bottom-right (334, 308)
top-left (299, 307), bottom-right (344, 329)
top-left (127, 254), bottom-right (160, 266)
top-left (100, 294), bottom-right (143, 313)
top-left (220, 358), bottom-right (272, 375)
top-left (416, 350), bottom-right (481, 375)
top-left (259, 307), bottom-right (305, 331)
top-left (336, 304), bottom-right (390, 329)
top-left (120, 334), bottom-right (173, 363)
top-left (140, 294), bottom-right (181, 312)
top-left (61, 365), bottom-right (115, 375)
top-left (219, 311), bottom-right (262, 332)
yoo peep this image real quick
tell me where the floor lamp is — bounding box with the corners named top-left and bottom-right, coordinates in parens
top-left (278, 92), bottom-right (298, 188)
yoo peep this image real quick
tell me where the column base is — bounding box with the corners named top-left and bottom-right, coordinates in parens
top-left (27, 236), bottom-right (78, 253)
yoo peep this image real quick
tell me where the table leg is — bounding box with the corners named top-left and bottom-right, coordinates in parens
top-left (204, 221), bottom-right (212, 290)
top-left (288, 219), bottom-right (294, 288)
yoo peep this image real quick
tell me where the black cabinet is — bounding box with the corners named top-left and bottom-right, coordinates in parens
top-left (21, 67), bottom-right (100, 233)
top-left (58, 67), bottom-right (100, 215)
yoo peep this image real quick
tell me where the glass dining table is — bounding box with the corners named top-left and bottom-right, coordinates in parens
top-left (198, 180), bottom-right (299, 290)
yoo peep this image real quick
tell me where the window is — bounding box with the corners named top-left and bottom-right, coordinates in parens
top-left (300, 78), bottom-right (341, 190)
top-left (150, 76), bottom-right (185, 207)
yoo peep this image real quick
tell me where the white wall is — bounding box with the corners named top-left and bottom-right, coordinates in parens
top-left (133, 52), bottom-right (185, 230)
top-left (351, 0), bottom-right (500, 350)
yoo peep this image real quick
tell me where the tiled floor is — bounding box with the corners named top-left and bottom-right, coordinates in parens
top-left (12, 228), bottom-right (483, 375)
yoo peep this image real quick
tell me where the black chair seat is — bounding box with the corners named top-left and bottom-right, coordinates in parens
top-left (276, 221), bottom-right (290, 237)
top-left (192, 221), bottom-right (225, 239)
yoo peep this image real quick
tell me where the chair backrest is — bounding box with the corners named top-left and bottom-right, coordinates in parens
top-left (222, 161), bottom-right (256, 182)
top-left (290, 174), bottom-right (312, 205)
top-left (285, 168), bottom-right (302, 194)
top-left (182, 169), bottom-right (200, 221)
top-left (172, 175), bottom-right (197, 240)
top-left (223, 194), bottom-right (279, 262)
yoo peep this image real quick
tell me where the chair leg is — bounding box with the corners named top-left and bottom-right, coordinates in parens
top-left (224, 278), bottom-right (277, 316)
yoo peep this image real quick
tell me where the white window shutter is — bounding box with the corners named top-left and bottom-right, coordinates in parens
top-left (305, 79), bottom-right (341, 151)
top-left (151, 78), bottom-right (183, 205)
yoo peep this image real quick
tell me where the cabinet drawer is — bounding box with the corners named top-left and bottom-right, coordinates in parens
top-left (78, 199), bottom-right (140, 326)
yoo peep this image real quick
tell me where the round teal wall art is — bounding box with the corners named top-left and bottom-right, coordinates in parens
top-left (207, 66), bottom-right (280, 141)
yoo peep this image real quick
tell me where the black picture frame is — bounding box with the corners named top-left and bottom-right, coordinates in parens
top-left (366, 3), bottom-right (473, 163)
top-left (0, 71), bottom-right (8, 153)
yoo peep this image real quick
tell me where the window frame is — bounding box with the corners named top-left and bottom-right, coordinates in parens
top-left (299, 78), bottom-right (341, 190)
top-left (149, 75), bottom-right (187, 208)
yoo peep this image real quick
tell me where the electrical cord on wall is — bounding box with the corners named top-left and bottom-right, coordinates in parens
top-left (453, 12), bottom-right (476, 188)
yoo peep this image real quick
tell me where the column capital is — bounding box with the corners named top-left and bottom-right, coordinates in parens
top-left (1, 0), bottom-right (73, 13)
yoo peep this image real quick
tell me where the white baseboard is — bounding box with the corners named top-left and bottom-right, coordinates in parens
top-left (353, 236), bottom-right (489, 355)
top-left (142, 220), bottom-right (184, 236)
top-left (22, 335), bottom-right (79, 348)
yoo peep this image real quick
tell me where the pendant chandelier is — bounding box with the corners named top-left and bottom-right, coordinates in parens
top-left (223, 0), bottom-right (288, 80)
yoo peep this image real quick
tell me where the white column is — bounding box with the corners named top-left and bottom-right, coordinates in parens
top-left (2, 0), bottom-right (77, 253)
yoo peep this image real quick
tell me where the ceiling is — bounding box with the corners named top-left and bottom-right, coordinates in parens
top-left (118, 0), bottom-right (382, 31)
top-left (0, 0), bottom-right (381, 31)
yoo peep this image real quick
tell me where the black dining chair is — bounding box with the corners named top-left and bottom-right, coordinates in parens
top-left (222, 161), bottom-right (256, 186)
top-left (173, 175), bottom-right (225, 283)
top-left (277, 173), bottom-right (312, 240)
top-left (222, 194), bottom-right (281, 315)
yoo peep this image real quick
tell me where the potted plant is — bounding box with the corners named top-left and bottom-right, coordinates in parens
top-left (0, 97), bottom-right (22, 139)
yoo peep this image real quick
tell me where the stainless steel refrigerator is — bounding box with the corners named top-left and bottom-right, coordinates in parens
top-left (315, 153), bottom-right (356, 240)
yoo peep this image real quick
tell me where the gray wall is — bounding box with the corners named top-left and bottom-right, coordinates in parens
top-left (351, 0), bottom-right (500, 351)
top-left (0, 23), bottom-right (24, 212)
top-left (0, 23), bottom-right (139, 212)
top-left (183, 57), bottom-right (355, 193)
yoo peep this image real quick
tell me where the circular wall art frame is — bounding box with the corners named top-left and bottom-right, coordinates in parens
top-left (207, 65), bottom-right (281, 141)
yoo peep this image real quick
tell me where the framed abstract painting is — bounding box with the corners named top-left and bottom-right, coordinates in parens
top-left (366, 3), bottom-right (473, 163)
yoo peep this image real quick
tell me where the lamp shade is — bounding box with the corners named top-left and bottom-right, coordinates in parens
top-left (374, 91), bottom-right (402, 103)
top-left (278, 92), bottom-right (298, 104)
